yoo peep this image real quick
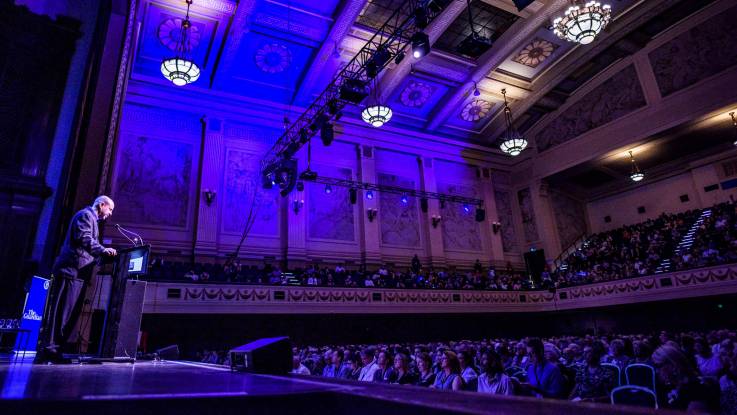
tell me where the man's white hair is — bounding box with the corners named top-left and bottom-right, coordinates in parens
top-left (93, 195), bottom-right (114, 208)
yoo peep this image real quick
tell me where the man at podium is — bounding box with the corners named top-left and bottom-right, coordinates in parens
top-left (37, 195), bottom-right (118, 363)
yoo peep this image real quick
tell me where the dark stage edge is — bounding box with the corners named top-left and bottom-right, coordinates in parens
top-left (0, 360), bottom-right (677, 415)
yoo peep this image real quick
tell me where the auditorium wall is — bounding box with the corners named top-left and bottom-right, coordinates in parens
top-left (586, 155), bottom-right (737, 233)
top-left (111, 87), bottom-right (512, 269)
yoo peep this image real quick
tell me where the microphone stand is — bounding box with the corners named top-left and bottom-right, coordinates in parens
top-left (115, 224), bottom-right (138, 246)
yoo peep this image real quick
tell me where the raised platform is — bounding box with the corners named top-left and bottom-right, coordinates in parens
top-left (0, 360), bottom-right (677, 415)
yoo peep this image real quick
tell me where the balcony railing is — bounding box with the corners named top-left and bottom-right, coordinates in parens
top-left (141, 263), bottom-right (737, 314)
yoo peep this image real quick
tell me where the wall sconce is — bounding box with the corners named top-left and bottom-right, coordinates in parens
top-left (431, 215), bottom-right (442, 228)
top-left (492, 221), bottom-right (502, 234)
top-left (367, 208), bottom-right (378, 222)
top-left (203, 189), bottom-right (216, 206)
top-left (292, 199), bottom-right (304, 214)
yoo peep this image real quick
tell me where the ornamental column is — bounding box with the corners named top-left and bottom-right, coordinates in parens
top-left (418, 157), bottom-right (446, 268)
top-left (358, 145), bottom-right (381, 268)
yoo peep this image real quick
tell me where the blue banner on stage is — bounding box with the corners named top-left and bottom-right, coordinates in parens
top-left (15, 276), bottom-right (51, 351)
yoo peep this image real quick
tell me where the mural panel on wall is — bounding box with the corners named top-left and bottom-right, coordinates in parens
top-left (535, 65), bottom-right (646, 151)
top-left (493, 188), bottom-right (517, 253)
top-left (550, 190), bottom-right (587, 250)
top-left (649, 6), bottom-right (737, 97)
top-left (308, 167), bottom-right (355, 241)
top-left (378, 173), bottom-right (420, 247)
top-left (517, 188), bottom-right (539, 243)
top-left (439, 183), bottom-right (482, 251)
top-left (222, 149), bottom-right (279, 235)
top-left (114, 136), bottom-right (192, 227)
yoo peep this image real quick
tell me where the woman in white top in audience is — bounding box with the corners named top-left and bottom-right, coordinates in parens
top-left (478, 350), bottom-right (514, 395)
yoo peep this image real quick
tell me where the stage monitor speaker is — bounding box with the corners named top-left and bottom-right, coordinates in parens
top-left (101, 279), bottom-right (146, 358)
top-left (524, 249), bottom-right (546, 285)
top-left (156, 344), bottom-right (180, 360)
top-left (229, 336), bottom-right (292, 374)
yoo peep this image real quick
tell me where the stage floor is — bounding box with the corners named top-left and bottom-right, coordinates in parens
top-left (0, 359), bottom-right (343, 400)
top-left (0, 359), bottom-right (670, 415)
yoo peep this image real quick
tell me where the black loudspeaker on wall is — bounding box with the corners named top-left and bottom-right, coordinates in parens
top-left (229, 336), bottom-right (292, 374)
top-left (524, 249), bottom-right (546, 285)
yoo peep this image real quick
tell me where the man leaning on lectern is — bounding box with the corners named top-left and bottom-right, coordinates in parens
top-left (36, 195), bottom-right (117, 363)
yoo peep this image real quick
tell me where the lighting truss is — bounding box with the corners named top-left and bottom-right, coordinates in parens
top-left (260, 0), bottom-right (450, 175)
top-left (310, 175), bottom-right (484, 206)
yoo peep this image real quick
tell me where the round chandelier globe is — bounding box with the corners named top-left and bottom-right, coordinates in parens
top-left (361, 105), bottom-right (393, 128)
top-left (499, 136), bottom-right (527, 157)
top-left (630, 172), bottom-right (644, 182)
top-left (553, 1), bottom-right (611, 45)
top-left (161, 57), bottom-right (201, 86)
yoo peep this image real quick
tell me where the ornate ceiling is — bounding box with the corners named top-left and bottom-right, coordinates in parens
top-left (129, 0), bottom-right (722, 150)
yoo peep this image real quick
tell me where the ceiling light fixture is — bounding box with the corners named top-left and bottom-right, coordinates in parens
top-left (499, 89), bottom-right (527, 156)
top-left (361, 78), bottom-right (392, 128)
top-left (731, 112), bottom-right (737, 146)
top-left (629, 151), bottom-right (644, 182)
top-left (552, 1), bottom-right (612, 45)
top-left (161, 0), bottom-right (201, 86)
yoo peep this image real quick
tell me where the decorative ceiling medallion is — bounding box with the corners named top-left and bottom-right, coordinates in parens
top-left (158, 18), bottom-right (201, 52)
top-left (513, 38), bottom-right (559, 68)
top-left (254, 43), bottom-right (292, 74)
top-left (399, 81), bottom-right (433, 107)
top-left (461, 99), bottom-right (492, 122)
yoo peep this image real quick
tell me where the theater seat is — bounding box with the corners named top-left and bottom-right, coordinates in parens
top-left (610, 385), bottom-right (657, 408)
top-left (625, 363), bottom-right (656, 392)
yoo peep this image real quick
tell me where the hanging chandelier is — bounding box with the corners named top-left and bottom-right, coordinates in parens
top-left (499, 89), bottom-right (527, 156)
top-left (361, 78), bottom-right (392, 128)
top-left (730, 112), bottom-right (737, 146)
top-left (553, 1), bottom-right (612, 45)
top-left (629, 151), bottom-right (644, 182)
top-left (161, 0), bottom-right (200, 86)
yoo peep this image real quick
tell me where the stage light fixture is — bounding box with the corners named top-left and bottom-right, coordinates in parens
top-left (463, 204), bottom-right (471, 213)
top-left (339, 78), bottom-right (369, 103)
top-left (349, 188), bottom-right (357, 204)
top-left (394, 51), bottom-right (405, 65)
top-left (321, 123), bottom-right (334, 146)
top-left (414, 7), bottom-right (428, 29)
top-left (262, 173), bottom-right (274, 189)
top-left (420, 198), bottom-right (428, 213)
top-left (275, 159), bottom-right (297, 197)
top-left (299, 169), bottom-right (318, 181)
top-left (401, 194), bottom-right (409, 204)
top-left (327, 98), bottom-right (339, 115)
top-left (411, 32), bottom-right (430, 59)
top-left (299, 128), bottom-right (309, 144)
top-left (366, 190), bottom-right (374, 200)
top-left (325, 185), bottom-right (332, 194)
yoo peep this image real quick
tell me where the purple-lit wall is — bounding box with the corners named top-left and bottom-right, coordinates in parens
top-left (109, 87), bottom-right (508, 269)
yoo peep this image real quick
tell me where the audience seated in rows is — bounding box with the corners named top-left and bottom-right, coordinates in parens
top-left (192, 327), bottom-right (736, 413)
top-left (146, 201), bottom-right (737, 292)
top-left (282, 328), bottom-right (735, 413)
